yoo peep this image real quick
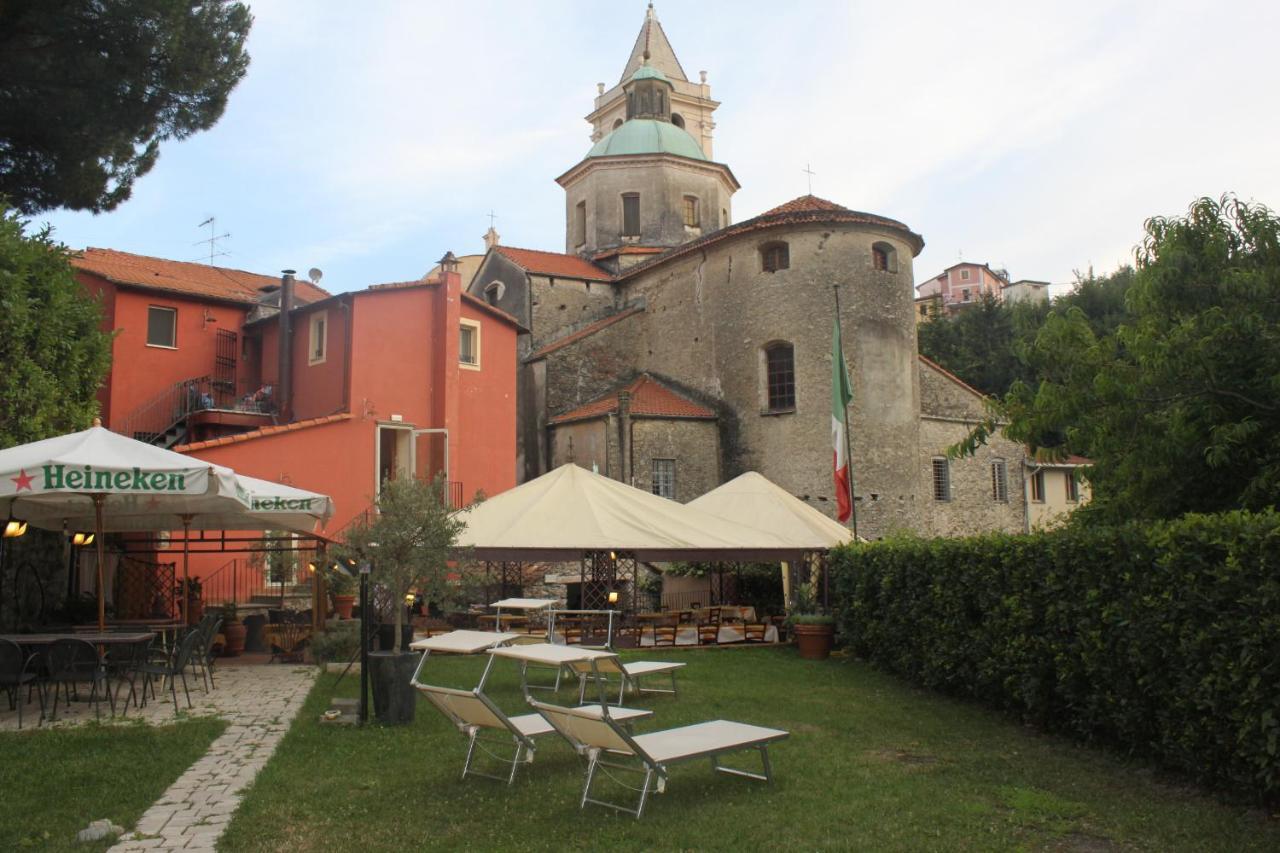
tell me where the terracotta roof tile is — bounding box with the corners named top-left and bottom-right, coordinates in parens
top-left (494, 246), bottom-right (613, 282)
top-left (617, 197), bottom-right (924, 280)
top-left (73, 248), bottom-right (329, 305)
top-left (526, 306), bottom-right (644, 361)
top-left (550, 374), bottom-right (715, 424)
top-left (173, 413), bottom-right (351, 452)
top-left (761, 195), bottom-right (850, 216)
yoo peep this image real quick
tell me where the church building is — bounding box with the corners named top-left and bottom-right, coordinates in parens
top-left (468, 6), bottom-right (1046, 538)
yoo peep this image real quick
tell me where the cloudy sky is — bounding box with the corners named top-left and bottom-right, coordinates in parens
top-left (35, 1), bottom-right (1280, 294)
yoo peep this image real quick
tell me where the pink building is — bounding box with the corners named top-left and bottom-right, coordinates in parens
top-left (915, 262), bottom-right (1008, 317)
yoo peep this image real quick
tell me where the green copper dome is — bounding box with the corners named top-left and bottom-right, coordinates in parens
top-left (586, 119), bottom-right (706, 161)
top-left (629, 64), bottom-right (669, 84)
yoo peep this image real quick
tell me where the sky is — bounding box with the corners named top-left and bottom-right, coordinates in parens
top-left (33, 0), bottom-right (1280, 295)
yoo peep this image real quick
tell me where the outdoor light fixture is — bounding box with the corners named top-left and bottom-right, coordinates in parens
top-left (4, 518), bottom-right (27, 538)
top-left (607, 591), bottom-right (619, 604)
top-left (405, 593), bottom-right (416, 604)
top-left (307, 561), bottom-right (317, 573)
top-left (609, 550), bottom-right (617, 560)
top-left (71, 531), bottom-right (95, 546)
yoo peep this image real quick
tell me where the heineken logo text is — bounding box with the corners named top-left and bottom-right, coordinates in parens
top-left (251, 497), bottom-right (315, 511)
top-left (43, 464), bottom-right (187, 492)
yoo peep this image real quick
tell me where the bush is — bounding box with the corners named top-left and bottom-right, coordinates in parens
top-left (310, 621), bottom-right (362, 666)
top-left (830, 510), bottom-right (1280, 803)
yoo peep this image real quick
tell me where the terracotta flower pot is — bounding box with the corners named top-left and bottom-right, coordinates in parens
top-left (333, 594), bottom-right (356, 620)
top-left (222, 620), bottom-right (246, 657)
top-left (187, 600), bottom-right (204, 625)
top-left (793, 622), bottom-right (835, 661)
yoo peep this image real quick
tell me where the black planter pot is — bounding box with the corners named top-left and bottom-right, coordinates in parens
top-left (376, 623), bottom-right (414, 652)
top-left (368, 651), bottom-right (417, 725)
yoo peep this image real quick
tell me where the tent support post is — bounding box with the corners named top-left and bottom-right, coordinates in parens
top-left (180, 514), bottom-right (193, 625)
top-left (93, 494), bottom-right (107, 631)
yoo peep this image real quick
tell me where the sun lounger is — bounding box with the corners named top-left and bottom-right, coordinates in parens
top-left (528, 699), bottom-right (789, 817)
top-left (568, 656), bottom-right (686, 705)
top-left (410, 632), bottom-right (651, 784)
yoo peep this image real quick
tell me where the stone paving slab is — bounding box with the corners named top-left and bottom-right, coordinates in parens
top-left (0, 662), bottom-right (316, 851)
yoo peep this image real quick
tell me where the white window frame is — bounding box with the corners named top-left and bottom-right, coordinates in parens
top-left (308, 310), bottom-right (328, 365)
top-left (146, 305), bottom-right (178, 349)
top-left (1030, 469), bottom-right (1046, 503)
top-left (991, 458), bottom-right (1008, 502)
top-left (459, 319), bottom-right (481, 370)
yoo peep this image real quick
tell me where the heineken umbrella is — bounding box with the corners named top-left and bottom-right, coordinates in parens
top-left (0, 424), bottom-right (331, 629)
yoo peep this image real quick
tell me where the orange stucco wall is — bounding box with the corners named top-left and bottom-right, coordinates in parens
top-left (80, 274), bottom-right (248, 428)
top-left (290, 302), bottom-right (348, 420)
top-left (458, 299), bottom-right (517, 501)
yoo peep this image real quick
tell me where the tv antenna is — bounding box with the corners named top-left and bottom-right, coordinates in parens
top-left (193, 216), bottom-right (231, 264)
top-left (307, 268), bottom-right (324, 284)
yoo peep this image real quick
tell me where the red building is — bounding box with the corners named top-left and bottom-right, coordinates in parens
top-left (72, 249), bottom-right (519, 593)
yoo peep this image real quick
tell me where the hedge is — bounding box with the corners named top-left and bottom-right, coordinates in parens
top-left (829, 510), bottom-right (1280, 803)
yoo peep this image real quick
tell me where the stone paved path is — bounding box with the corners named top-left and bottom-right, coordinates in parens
top-left (94, 665), bottom-right (317, 853)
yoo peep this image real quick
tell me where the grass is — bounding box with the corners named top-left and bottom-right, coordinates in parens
top-left (0, 716), bottom-right (226, 851)
top-left (221, 648), bottom-right (1279, 852)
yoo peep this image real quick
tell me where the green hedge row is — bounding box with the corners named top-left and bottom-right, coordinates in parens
top-left (829, 511), bottom-right (1280, 802)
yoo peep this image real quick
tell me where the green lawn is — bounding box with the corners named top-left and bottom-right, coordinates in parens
top-left (0, 717), bottom-right (226, 851)
top-left (221, 648), bottom-right (1278, 852)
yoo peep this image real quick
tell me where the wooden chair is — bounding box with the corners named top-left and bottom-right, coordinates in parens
top-left (743, 623), bottom-right (767, 643)
top-left (705, 607), bottom-right (722, 627)
top-left (697, 623), bottom-right (719, 645)
top-left (652, 622), bottom-right (677, 647)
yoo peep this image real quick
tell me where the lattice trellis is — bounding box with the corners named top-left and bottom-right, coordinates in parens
top-left (579, 551), bottom-right (637, 612)
top-left (484, 561), bottom-right (526, 601)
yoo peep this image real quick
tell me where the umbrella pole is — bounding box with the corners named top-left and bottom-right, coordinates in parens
top-left (181, 514), bottom-right (193, 625)
top-left (93, 494), bottom-right (106, 631)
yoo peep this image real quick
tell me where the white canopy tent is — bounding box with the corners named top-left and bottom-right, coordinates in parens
top-left (0, 424), bottom-right (334, 628)
top-left (687, 471), bottom-right (857, 609)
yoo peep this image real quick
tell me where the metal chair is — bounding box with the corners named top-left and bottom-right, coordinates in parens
top-left (107, 635), bottom-right (155, 716)
top-left (135, 630), bottom-right (202, 717)
top-left (44, 638), bottom-right (113, 721)
top-left (191, 616), bottom-right (223, 691)
top-left (0, 638), bottom-right (43, 728)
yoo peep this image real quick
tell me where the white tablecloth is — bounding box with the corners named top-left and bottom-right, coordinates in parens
top-left (639, 624), bottom-right (777, 646)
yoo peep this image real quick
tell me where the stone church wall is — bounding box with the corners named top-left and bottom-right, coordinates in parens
top-left (629, 418), bottom-right (720, 501)
top-left (467, 253), bottom-right (531, 329)
top-left (549, 417), bottom-right (612, 477)
top-left (529, 275), bottom-right (616, 349)
top-left (616, 222), bottom-right (923, 538)
top-left (541, 314), bottom-right (646, 418)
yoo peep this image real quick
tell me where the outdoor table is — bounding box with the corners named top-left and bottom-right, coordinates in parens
top-left (477, 614), bottom-right (528, 630)
top-left (637, 624), bottom-right (778, 647)
top-left (0, 632), bottom-right (153, 647)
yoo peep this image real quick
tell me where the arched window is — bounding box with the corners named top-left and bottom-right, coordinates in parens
top-left (871, 242), bottom-right (897, 273)
top-left (763, 342), bottom-right (796, 412)
top-left (760, 241), bottom-right (789, 273)
top-left (670, 113), bottom-right (685, 129)
top-left (484, 281), bottom-right (505, 306)
top-left (573, 201), bottom-right (586, 247)
top-left (612, 118), bottom-right (623, 130)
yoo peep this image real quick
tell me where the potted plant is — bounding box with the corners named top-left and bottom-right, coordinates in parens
top-left (220, 602), bottom-right (246, 657)
top-left (183, 578), bottom-right (204, 625)
top-left (341, 474), bottom-right (469, 725)
top-left (325, 561), bottom-right (358, 619)
top-left (788, 586), bottom-right (835, 661)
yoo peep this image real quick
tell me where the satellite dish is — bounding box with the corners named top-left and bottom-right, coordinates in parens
top-left (307, 267), bottom-right (323, 284)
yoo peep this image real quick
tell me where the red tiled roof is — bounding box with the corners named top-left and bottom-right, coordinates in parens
top-left (73, 248), bottom-right (329, 305)
top-left (617, 196), bottom-right (924, 280)
top-left (591, 246), bottom-right (666, 260)
top-left (550, 374), bottom-right (716, 425)
top-left (761, 195), bottom-right (850, 216)
top-left (173, 413), bottom-right (351, 452)
top-left (526, 306), bottom-right (644, 361)
top-left (493, 246), bottom-right (612, 282)
top-left (461, 292), bottom-right (523, 328)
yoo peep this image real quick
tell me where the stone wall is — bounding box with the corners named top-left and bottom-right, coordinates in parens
top-left (529, 274), bottom-right (617, 348)
top-left (629, 417), bottom-right (720, 501)
top-left (466, 252), bottom-right (530, 328)
top-left (540, 312), bottom-right (646, 419)
top-left (549, 417), bottom-right (614, 477)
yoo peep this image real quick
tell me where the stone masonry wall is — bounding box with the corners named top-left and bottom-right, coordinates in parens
top-left (629, 418), bottom-right (720, 501)
top-left (529, 275), bottom-right (617, 349)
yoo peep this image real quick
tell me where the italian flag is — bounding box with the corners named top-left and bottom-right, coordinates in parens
top-left (832, 316), bottom-right (854, 522)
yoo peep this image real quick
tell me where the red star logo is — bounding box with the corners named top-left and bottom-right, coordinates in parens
top-left (11, 469), bottom-right (34, 492)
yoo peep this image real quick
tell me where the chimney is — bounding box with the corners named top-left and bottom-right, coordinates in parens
top-left (277, 269), bottom-right (296, 423)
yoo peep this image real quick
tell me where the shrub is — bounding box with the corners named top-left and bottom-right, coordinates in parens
top-left (311, 621), bottom-right (362, 666)
top-left (830, 510), bottom-right (1280, 803)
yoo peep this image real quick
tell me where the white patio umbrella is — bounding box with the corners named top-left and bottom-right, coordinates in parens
top-left (0, 423), bottom-right (333, 629)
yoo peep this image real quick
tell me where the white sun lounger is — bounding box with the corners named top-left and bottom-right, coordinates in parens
top-left (528, 700), bottom-right (789, 818)
top-left (568, 656), bottom-right (686, 705)
top-left (410, 631), bottom-right (651, 784)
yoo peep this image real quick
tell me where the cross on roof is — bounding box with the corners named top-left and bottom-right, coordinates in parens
top-left (802, 163), bottom-right (816, 195)
top-left (487, 210), bottom-right (498, 228)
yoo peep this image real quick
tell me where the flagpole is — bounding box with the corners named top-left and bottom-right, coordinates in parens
top-left (832, 285), bottom-right (859, 540)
